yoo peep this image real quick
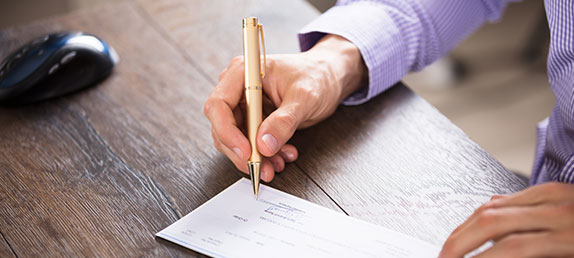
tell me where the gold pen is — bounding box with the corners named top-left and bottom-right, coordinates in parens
top-left (242, 17), bottom-right (265, 199)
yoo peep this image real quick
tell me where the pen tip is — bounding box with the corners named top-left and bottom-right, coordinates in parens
top-left (249, 162), bottom-right (261, 199)
top-left (254, 180), bottom-right (260, 199)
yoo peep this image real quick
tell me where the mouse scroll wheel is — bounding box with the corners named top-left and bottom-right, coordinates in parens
top-left (48, 64), bottom-right (60, 75)
top-left (60, 51), bottom-right (77, 65)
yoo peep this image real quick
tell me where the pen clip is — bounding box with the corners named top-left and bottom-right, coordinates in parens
top-left (258, 23), bottom-right (266, 79)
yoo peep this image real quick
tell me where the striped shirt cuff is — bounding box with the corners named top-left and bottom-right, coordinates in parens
top-left (298, 2), bottom-right (406, 105)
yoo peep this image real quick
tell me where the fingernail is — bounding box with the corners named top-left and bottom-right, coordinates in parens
top-left (262, 134), bottom-right (278, 153)
top-left (283, 151), bottom-right (295, 162)
top-left (491, 195), bottom-right (502, 200)
top-left (272, 159), bottom-right (282, 172)
top-left (232, 147), bottom-right (243, 160)
top-left (261, 168), bottom-right (269, 181)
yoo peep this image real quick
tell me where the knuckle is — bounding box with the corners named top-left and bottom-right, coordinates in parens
top-left (476, 209), bottom-right (498, 228)
top-left (297, 85), bottom-right (321, 101)
top-left (230, 56), bottom-right (244, 66)
top-left (203, 99), bottom-right (215, 117)
top-left (275, 111), bottom-right (298, 132)
top-left (474, 203), bottom-right (490, 214)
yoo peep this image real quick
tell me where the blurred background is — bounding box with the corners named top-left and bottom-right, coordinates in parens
top-left (0, 0), bottom-right (552, 177)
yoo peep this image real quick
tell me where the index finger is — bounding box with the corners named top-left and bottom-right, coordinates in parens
top-left (488, 182), bottom-right (574, 208)
top-left (204, 57), bottom-right (250, 160)
top-left (211, 56), bottom-right (245, 108)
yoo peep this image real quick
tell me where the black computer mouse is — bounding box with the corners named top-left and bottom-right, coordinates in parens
top-left (0, 32), bottom-right (119, 104)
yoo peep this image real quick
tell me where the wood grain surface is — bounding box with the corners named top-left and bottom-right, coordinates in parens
top-left (136, 0), bottom-right (319, 77)
top-left (137, 0), bottom-right (529, 246)
top-left (0, 2), bottom-right (339, 257)
top-left (291, 85), bottom-right (529, 245)
top-left (0, 233), bottom-right (15, 258)
top-left (0, 0), bottom-right (528, 256)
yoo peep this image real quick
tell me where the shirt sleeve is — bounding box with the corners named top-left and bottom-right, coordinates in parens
top-left (530, 0), bottom-right (574, 185)
top-left (298, 0), bottom-right (516, 105)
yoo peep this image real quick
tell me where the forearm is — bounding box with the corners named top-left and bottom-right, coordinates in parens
top-left (299, 0), bottom-right (517, 105)
top-left (530, 1), bottom-right (574, 185)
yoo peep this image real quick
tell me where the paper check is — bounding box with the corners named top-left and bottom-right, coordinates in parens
top-left (156, 178), bottom-right (440, 258)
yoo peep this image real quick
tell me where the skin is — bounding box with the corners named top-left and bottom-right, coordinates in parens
top-left (440, 182), bottom-right (574, 258)
top-left (204, 34), bottom-right (366, 182)
top-left (204, 34), bottom-right (574, 257)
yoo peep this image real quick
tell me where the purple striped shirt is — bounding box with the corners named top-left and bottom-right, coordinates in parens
top-left (298, 0), bottom-right (574, 185)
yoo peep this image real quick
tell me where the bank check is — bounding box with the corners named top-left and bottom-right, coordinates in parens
top-left (156, 178), bottom-right (440, 258)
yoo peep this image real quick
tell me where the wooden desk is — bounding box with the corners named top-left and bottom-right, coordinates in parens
top-left (0, 0), bottom-right (528, 256)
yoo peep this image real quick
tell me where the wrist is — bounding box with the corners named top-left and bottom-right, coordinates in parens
top-left (304, 34), bottom-right (368, 102)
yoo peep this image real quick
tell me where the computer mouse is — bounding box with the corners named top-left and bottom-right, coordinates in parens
top-left (0, 32), bottom-right (119, 104)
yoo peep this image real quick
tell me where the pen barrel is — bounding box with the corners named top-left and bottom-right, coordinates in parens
top-left (243, 17), bottom-right (262, 163)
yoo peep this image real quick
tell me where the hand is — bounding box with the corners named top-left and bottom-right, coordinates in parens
top-left (204, 35), bottom-right (367, 182)
top-left (440, 182), bottom-right (574, 258)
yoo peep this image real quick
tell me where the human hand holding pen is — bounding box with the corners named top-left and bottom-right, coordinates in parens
top-left (204, 35), bottom-right (367, 182)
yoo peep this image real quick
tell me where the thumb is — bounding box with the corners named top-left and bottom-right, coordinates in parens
top-left (256, 104), bottom-right (302, 157)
